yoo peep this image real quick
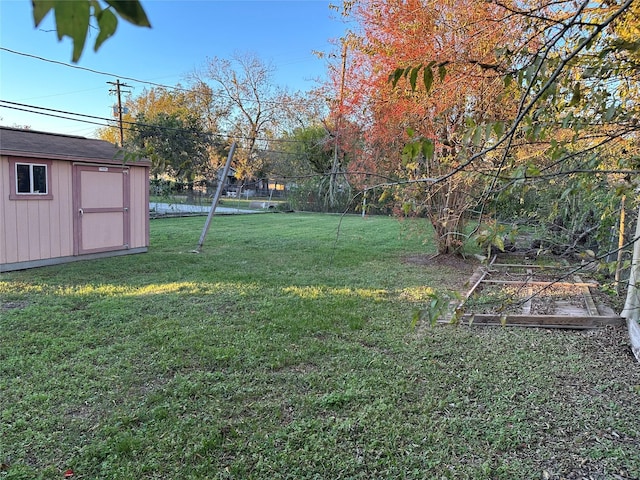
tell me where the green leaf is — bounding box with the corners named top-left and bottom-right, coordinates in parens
top-left (411, 309), bottom-right (421, 329)
top-left (95, 8), bottom-right (118, 51)
top-left (421, 139), bottom-right (434, 160)
top-left (53, 1), bottom-right (91, 62)
top-left (569, 82), bottom-right (581, 107)
top-left (428, 299), bottom-right (439, 326)
top-left (423, 65), bottom-right (433, 92)
top-left (402, 141), bottom-right (420, 161)
top-left (406, 127), bottom-right (415, 138)
top-left (523, 64), bottom-right (533, 84)
top-left (526, 164), bottom-right (541, 176)
top-left (401, 143), bottom-right (415, 165)
top-left (105, 0), bottom-right (151, 26)
top-left (32, 0), bottom-right (55, 26)
top-left (485, 123), bottom-right (493, 141)
top-left (409, 66), bottom-right (420, 91)
top-left (604, 103), bottom-right (617, 121)
top-left (503, 74), bottom-right (512, 88)
top-left (472, 125), bottom-right (483, 145)
top-left (390, 68), bottom-right (404, 87)
top-left (492, 121), bottom-right (505, 138)
top-left (561, 112), bottom-right (574, 128)
top-left (411, 142), bottom-right (420, 158)
top-left (438, 64), bottom-right (447, 81)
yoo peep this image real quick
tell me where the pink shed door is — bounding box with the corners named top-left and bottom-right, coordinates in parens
top-left (73, 165), bottom-right (130, 255)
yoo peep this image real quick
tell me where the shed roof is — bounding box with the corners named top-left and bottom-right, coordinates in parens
top-left (0, 126), bottom-right (149, 165)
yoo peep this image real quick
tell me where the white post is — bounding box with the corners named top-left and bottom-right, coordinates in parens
top-left (621, 203), bottom-right (640, 362)
top-left (361, 186), bottom-right (367, 218)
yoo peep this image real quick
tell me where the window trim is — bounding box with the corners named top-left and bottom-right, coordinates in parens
top-left (8, 158), bottom-right (54, 200)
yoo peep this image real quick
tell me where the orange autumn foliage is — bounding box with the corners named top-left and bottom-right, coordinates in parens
top-left (338, 0), bottom-right (523, 178)
top-left (325, 0), bottom-right (525, 253)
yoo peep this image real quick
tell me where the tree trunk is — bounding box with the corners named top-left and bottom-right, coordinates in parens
top-left (431, 211), bottom-right (465, 255)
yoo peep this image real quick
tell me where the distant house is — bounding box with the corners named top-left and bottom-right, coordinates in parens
top-left (0, 127), bottom-right (150, 272)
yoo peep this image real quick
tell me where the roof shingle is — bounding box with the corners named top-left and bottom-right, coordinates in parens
top-left (0, 127), bottom-right (147, 165)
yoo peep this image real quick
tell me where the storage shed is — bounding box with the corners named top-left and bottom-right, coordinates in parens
top-left (1, 127), bottom-right (150, 272)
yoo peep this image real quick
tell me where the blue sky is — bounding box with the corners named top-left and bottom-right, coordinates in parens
top-left (0, 0), bottom-right (348, 137)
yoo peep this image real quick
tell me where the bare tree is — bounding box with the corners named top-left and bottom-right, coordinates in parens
top-left (192, 52), bottom-right (286, 186)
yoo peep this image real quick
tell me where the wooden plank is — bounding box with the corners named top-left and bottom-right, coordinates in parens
top-left (451, 314), bottom-right (625, 328)
top-left (580, 286), bottom-right (600, 316)
top-left (448, 256), bottom-right (495, 322)
top-left (574, 275), bottom-right (600, 316)
top-left (491, 263), bottom-right (570, 269)
top-left (446, 322), bottom-right (597, 330)
top-left (466, 268), bottom-right (490, 298)
top-left (481, 280), bottom-right (598, 288)
top-left (458, 256), bottom-right (496, 305)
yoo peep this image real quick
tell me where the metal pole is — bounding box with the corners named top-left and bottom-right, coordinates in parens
top-left (196, 142), bottom-right (237, 252)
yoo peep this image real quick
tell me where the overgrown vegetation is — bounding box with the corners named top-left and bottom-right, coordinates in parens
top-left (1, 214), bottom-right (638, 479)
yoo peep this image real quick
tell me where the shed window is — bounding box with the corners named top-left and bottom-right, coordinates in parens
top-left (17, 163), bottom-right (48, 194)
top-left (8, 158), bottom-right (53, 200)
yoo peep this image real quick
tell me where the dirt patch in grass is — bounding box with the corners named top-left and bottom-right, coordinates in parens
top-left (404, 253), bottom-right (475, 270)
top-left (404, 253), bottom-right (478, 289)
top-left (1, 301), bottom-right (29, 311)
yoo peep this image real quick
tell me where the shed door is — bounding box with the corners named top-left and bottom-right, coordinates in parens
top-left (73, 165), bottom-right (130, 255)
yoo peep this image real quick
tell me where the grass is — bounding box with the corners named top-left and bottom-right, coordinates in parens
top-left (1, 213), bottom-right (639, 479)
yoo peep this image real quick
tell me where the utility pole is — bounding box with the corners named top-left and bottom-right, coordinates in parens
top-left (108, 79), bottom-right (131, 146)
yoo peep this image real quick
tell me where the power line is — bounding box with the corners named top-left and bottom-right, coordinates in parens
top-left (0, 47), bottom-right (182, 90)
top-left (0, 103), bottom-right (110, 128)
top-left (0, 99), bottom-right (116, 123)
top-left (0, 46), bottom-right (328, 108)
top-left (0, 99), bottom-right (324, 147)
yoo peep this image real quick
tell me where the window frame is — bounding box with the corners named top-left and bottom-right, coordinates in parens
top-left (8, 158), bottom-right (54, 200)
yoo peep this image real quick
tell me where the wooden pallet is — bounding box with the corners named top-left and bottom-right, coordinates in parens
top-left (446, 255), bottom-right (625, 329)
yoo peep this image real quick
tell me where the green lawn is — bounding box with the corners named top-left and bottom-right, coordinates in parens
top-left (1, 213), bottom-right (638, 479)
